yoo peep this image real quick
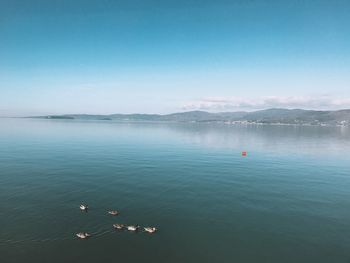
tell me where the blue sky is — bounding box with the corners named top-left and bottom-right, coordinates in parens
top-left (1, 0), bottom-right (350, 116)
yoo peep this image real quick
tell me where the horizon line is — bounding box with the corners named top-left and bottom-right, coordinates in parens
top-left (7, 107), bottom-right (350, 118)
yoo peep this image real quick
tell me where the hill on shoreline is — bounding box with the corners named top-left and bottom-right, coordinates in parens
top-left (30, 108), bottom-right (350, 126)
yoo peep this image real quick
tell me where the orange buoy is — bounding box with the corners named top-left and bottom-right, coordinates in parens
top-left (242, 151), bottom-right (247, 156)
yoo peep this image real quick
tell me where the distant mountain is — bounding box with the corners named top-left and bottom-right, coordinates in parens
top-left (31, 108), bottom-right (350, 126)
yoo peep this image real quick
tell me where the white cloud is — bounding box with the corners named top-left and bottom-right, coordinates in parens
top-left (182, 96), bottom-right (350, 112)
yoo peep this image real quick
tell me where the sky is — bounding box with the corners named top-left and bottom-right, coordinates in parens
top-left (0, 0), bottom-right (350, 116)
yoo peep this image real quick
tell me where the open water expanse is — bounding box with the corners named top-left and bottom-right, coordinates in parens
top-left (0, 118), bottom-right (350, 263)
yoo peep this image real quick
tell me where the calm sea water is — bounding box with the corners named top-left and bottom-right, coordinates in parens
top-left (1, 118), bottom-right (350, 263)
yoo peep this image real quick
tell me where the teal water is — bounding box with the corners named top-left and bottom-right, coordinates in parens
top-left (1, 119), bottom-right (350, 263)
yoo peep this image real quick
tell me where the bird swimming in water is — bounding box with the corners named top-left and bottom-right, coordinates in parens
top-left (108, 210), bottom-right (119, 216)
top-left (144, 227), bottom-right (157, 234)
top-left (80, 204), bottom-right (88, 211)
top-left (127, 225), bottom-right (140, 232)
top-left (113, 223), bottom-right (125, 230)
top-left (76, 232), bottom-right (91, 239)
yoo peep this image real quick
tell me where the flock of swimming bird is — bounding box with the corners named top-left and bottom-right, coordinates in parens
top-left (76, 204), bottom-right (157, 239)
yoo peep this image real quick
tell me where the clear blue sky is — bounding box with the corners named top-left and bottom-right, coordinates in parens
top-left (1, 0), bottom-right (350, 116)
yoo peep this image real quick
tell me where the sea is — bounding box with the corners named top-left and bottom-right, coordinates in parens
top-left (0, 118), bottom-right (350, 263)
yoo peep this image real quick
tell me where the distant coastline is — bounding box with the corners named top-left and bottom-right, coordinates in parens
top-left (24, 108), bottom-right (350, 126)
